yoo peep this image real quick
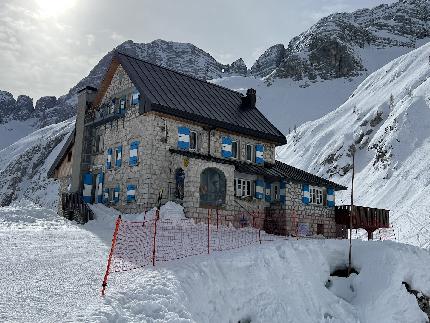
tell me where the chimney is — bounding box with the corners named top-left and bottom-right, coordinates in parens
top-left (241, 88), bottom-right (256, 110)
top-left (70, 86), bottom-right (98, 193)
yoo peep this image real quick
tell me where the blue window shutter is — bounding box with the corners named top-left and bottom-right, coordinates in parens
top-left (82, 173), bottom-right (93, 203)
top-left (302, 184), bottom-right (310, 204)
top-left (129, 141), bottom-right (140, 166)
top-left (114, 185), bottom-right (120, 204)
top-left (131, 91), bottom-right (140, 105)
top-left (327, 187), bottom-right (335, 207)
top-left (221, 136), bottom-right (233, 158)
top-left (255, 144), bottom-right (265, 164)
top-left (280, 179), bottom-right (287, 203)
top-left (106, 148), bottom-right (113, 169)
top-left (103, 188), bottom-right (109, 204)
top-left (265, 182), bottom-right (272, 202)
top-left (96, 173), bottom-right (104, 203)
top-left (115, 145), bottom-right (122, 167)
top-left (177, 127), bottom-right (190, 150)
top-left (255, 180), bottom-right (265, 199)
top-left (127, 184), bottom-right (136, 202)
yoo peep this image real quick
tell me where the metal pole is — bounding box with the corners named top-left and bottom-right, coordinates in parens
top-left (348, 147), bottom-right (355, 276)
top-left (207, 209), bottom-right (211, 254)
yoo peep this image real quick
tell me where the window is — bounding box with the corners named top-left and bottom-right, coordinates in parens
top-left (273, 184), bottom-right (279, 201)
top-left (93, 135), bottom-right (102, 153)
top-left (110, 99), bottom-right (116, 114)
top-left (190, 131), bottom-right (197, 151)
top-left (309, 186), bottom-right (324, 205)
top-left (175, 168), bottom-right (185, 200)
top-left (317, 223), bottom-right (324, 235)
top-left (200, 168), bottom-right (226, 207)
top-left (235, 178), bottom-right (252, 197)
top-left (67, 151), bottom-right (72, 162)
top-left (232, 141), bottom-right (238, 159)
top-left (246, 144), bottom-right (253, 162)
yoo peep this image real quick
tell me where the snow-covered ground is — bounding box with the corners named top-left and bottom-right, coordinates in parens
top-left (1, 201), bottom-right (429, 322)
top-left (278, 41), bottom-right (430, 248)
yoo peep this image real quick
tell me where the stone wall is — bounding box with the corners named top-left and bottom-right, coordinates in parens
top-left (283, 182), bottom-right (337, 238)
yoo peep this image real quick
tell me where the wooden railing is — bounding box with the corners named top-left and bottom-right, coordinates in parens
top-left (61, 192), bottom-right (94, 224)
top-left (335, 205), bottom-right (389, 230)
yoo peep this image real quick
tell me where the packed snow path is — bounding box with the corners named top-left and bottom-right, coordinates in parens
top-left (1, 202), bottom-right (429, 322)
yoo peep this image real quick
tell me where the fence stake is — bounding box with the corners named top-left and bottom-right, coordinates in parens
top-left (101, 215), bottom-right (122, 297)
top-left (152, 209), bottom-right (159, 266)
top-left (207, 209), bottom-right (211, 254)
top-left (216, 208), bottom-right (219, 230)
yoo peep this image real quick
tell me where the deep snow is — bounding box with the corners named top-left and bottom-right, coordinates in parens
top-left (277, 41), bottom-right (430, 248)
top-left (1, 202), bottom-right (429, 322)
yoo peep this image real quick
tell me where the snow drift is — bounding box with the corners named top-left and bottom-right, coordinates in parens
top-left (1, 203), bottom-right (430, 322)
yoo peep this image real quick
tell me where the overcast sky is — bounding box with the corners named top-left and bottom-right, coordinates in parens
top-left (0, 0), bottom-right (396, 101)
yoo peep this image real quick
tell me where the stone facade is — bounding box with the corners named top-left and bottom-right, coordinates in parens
top-left (57, 63), bottom-right (339, 238)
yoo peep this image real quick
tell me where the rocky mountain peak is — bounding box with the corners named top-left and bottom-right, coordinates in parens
top-left (229, 58), bottom-right (248, 76)
top-left (35, 96), bottom-right (57, 110)
top-left (250, 44), bottom-right (285, 77)
top-left (253, 0), bottom-right (430, 80)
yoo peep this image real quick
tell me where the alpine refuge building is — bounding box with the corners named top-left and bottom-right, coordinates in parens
top-left (48, 51), bottom-right (351, 238)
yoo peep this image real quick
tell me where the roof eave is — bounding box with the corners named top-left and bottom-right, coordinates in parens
top-left (150, 103), bottom-right (287, 145)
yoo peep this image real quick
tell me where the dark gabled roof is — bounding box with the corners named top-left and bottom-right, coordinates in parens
top-left (273, 161), bottom-right (347, 190)
top-left (169, 149), bottom-right (347, 191)
top-left (47, 129), bottom-right (75, 178)
top-left (114, 51), bottom-right (286, 145)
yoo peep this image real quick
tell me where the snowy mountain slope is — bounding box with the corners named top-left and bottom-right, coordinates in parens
top-left (1, 203), bottom-right (430, 322)
top-left (214, 76), bottom-right (367, 134)
top-left (277, 42), bottom-right (430, 248)
top-left (252, 0), bottom-right (430, 80)
top-left (0, 119), bottom-right (74, 208)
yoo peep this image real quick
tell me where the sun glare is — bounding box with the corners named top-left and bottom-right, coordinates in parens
top-left (35, 0), bottom-right (77, 17)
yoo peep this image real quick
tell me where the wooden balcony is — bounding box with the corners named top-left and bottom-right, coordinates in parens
top-left (84, 103), bottom-right (125, 128)
top-left (335, 205), bottom-right (390, 239)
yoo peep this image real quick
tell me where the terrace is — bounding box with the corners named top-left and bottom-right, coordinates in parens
top-left (335, 205), bottom-right (390, 240)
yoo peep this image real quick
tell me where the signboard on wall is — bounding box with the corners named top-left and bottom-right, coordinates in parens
top-left (298, 223), bottom-right (310, 237)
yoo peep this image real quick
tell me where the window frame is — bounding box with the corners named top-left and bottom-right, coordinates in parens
top-left (309, 186), bottom-right (324, 205)
top-left (246, 144), bottom-right (254, 162)
top-left (235, 178), bottom-right (252, 198)
top-left (189, 130), bottom-right (197, 151)
top-left (272, 183), bottom-right (279, 201)
top-left (231, 140), bottom-right (238, 159)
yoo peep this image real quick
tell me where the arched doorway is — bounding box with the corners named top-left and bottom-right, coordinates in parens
top-left (199, 167), bottom-right (226, 207)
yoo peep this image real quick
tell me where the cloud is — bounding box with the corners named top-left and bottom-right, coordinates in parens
top-left (86, 34), bottom-right (95, 46)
